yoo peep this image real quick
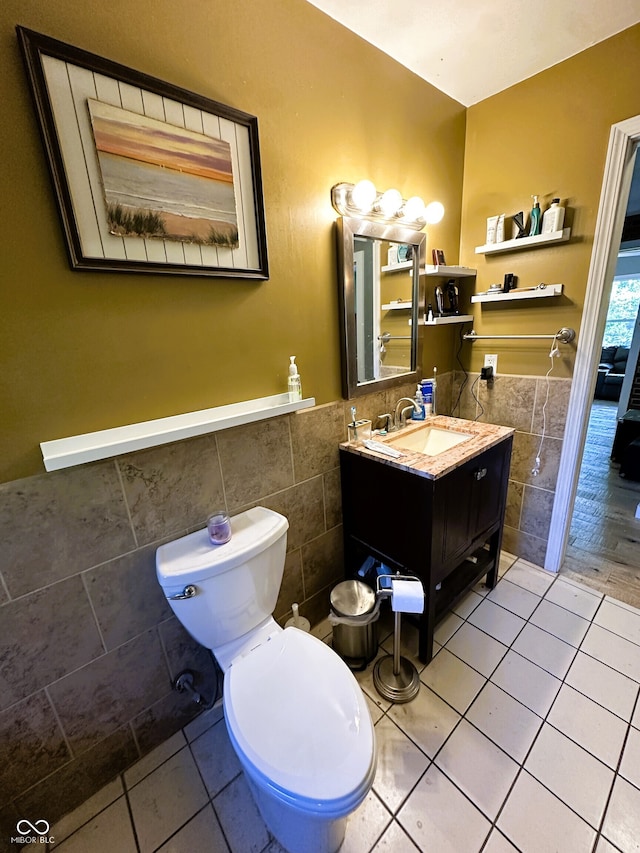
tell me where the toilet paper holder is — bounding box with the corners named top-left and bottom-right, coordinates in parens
top-left (373, 573), bottom-right (424, 703)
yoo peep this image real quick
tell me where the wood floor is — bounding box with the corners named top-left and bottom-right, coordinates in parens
top-left (561, 399), bottom-right (640, 608)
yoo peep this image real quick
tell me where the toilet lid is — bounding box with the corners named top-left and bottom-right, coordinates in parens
top-left (224, 627), bottom-right (375, 804)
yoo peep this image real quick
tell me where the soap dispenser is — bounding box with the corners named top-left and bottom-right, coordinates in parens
top-left (529, 195), bottom-right (542, 236)
top-left (288, 356), bottom-right (302, 401)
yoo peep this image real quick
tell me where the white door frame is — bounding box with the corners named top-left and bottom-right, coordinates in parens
top-left (545, 114), bottom-right (640, 572)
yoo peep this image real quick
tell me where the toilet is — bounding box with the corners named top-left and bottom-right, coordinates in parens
top-left (155, 506), bottom-right (376, 853)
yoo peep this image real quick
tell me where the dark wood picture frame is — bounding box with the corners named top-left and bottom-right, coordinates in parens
top-left (17, 26), bottom-right (269, 279)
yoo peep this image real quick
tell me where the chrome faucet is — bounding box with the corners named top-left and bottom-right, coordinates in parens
top-left (393, 397), bottom-right (421, 430)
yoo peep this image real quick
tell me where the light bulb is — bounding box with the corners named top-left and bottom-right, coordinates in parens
top-left (350, 180), bottom-right (377, 212)
top-left (425, 201), bottom-right (445, 224)
top-left (378, 188), bottom-right (403, 218)
top-left (402, 196), bottom-right (426, 221)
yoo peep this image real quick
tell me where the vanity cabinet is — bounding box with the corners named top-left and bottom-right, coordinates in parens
top-left (339, 435), bottom-right (513, 664)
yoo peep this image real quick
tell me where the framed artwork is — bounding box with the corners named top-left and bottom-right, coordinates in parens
top-left (17, 26), bottom-right (269, 278)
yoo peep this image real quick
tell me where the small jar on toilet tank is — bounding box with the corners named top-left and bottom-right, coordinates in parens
top-left (207, 511), bottom-right (232, 545)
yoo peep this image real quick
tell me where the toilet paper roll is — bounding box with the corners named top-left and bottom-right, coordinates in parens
top-left (391, 579), bottom-right (425, 614)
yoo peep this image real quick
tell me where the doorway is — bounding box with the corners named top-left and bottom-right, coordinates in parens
top-left (546, 114), bottom-right (640, 577)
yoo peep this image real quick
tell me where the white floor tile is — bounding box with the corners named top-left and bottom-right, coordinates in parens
top-left (619, 726), bottom-right (640, 789)
top-left (124, 731), bottom-right (187, 788)
top-left (486, 579), bottom-right (541, 619)
top-left (466, 681), bottom-right (542, 763)
top-left (528, 598), bottom-right (590, 647)
top-left (183, 703), bottom-right (224, 742)
top-left (213, 773), bottom-right (270, 853)
top-left (511, 623), bottom-right (577, 679)
top-left (419, 647), bottom-right (485, 713)
top-left (604, 595), bottom-right (640, 615)
top-left (51, 797), bottom-right (137, 853)
top-left (452, 588), bottom-right (483, 619)
top-left (445, 622), bottom-right (508, 678)
top-left (191, 718), bottom-right (242, 796)
top-left (435, 719), bottom-right (519, 819)
top-left (594, 599), bottom-right (640, 647)
top-left (504, 561), bottom-right (555, 596)
top-left (342, 790), bottom-right (393, 853)
top-left (633, 700), bottom-right (640, 730)
top-left (467, 598), bottom-right (526, 646)
top-left (544, 579), bottom-right (602, 620)
top-left (547, 684), bottom-right (628, 770)
top-left (156, 804), bottom-right (229, 852)
top-left (595, 836), bottom-right (625, 853)
top-left (128, 748), bottom-right (208, 853)
top-left (49, 777), bottom-right (124, 845)
top-left (398, 764), bottom-right (491, 853)
top-left (433, 610), bottom-right (464, 645)
top-left (497, 771), bottom-right (596, 853)
top-left (491, 650), bottom-right (561, 717)
top-left (483, 830), bottom-right (520, 853)
top-left (387, 683), bottom-right (460, 759)
top-left (370, 819), bottom-right (420, 851)
top-left (601, 775), bottom-right (640, 853)
top-left (565, 651), bottom-right (639, 721)
top-left (581, 623), bottom-right (640, 683)
top-left (354, 650), bottom-right (392, 714)
top-left (499, 551), bottom-right (518, 576)
top-left (524, 723), bottom-right (614, 828)
top-left (372, 716), bottom-right (430, 812)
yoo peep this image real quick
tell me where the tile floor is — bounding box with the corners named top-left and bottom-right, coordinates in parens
top-left (46, 553), bottom-right (640, 853)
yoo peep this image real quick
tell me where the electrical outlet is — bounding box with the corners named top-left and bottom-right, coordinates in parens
top-left (484, 354), bottom-right (498, 375)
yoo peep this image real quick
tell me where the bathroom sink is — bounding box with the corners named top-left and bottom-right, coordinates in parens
top-left (388, 425), bottom-right (473, 456)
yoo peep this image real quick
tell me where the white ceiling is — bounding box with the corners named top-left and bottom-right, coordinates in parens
top-left (305, 0), bottom-right (640, 106)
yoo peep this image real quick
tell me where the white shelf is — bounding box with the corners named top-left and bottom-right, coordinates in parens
top-left (471, 284), bottom-right (564, 303)
top-left (40, 393), bottom-right (316, 472)
top-left (381, 260), bottom-right (413, 272)
top-left (382, 301), bottom-right (412, 310)
top-left (422, 265), bottom-right (476, 278)
top-left (424, 314), bottom-right (474, 325)
top-left (475, 228), bottom-right (570, 254)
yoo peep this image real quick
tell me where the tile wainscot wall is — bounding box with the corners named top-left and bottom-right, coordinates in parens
top-left (0, 370), bottom-right (570, 829)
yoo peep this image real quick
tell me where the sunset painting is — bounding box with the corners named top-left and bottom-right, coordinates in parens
top-left (87, 99), bottom-right (239, 247)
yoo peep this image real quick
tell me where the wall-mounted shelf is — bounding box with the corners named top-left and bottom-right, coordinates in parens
top-left (381, 261), bottom-right (412, 273)
top-left (40, 393), bottom-right (316, 472)
top-left (471, 284), bottom-right (563, 304)
top-left (424, 314), bottom-right (474, 326)
top-left (423, 265), bottom-right (476, 278)
top-left (475, 228), bottom-right (570, 255)
top-left (382, 300), bottom-right (412, 310)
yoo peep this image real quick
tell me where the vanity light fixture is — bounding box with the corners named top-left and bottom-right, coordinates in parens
top-left (331, 181), bottom-right (443, 231)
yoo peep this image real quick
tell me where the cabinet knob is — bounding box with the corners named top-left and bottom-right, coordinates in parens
top-left (474, 467), bottom-right (488, 481)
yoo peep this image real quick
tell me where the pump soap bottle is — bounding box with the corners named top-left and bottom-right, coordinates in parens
top-left (529, 195), bottom-right (542, 236)
top-left (288, 356), bottom-right (302, 402)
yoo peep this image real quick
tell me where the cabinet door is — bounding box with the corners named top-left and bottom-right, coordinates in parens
top-left (438, 440), bottom-right (511, 568)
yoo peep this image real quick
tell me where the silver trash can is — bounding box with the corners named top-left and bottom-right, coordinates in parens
top-left (329, 580), bottom-right (379, 670)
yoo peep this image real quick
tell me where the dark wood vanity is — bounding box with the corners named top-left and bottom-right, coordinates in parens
top-left (339, 417), bottom-right (513, 664)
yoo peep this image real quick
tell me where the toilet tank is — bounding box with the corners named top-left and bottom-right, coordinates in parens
top-left (156, 506), bottom-right (289, 650)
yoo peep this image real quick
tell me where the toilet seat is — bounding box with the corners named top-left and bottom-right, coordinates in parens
top-left (224, 627), bottom-right (375, 811)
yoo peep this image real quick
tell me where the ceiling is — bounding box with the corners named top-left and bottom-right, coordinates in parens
top-left (305, 0), bottom-right (640, 106)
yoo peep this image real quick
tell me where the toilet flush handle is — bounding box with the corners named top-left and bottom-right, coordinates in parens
top-left (167, 584), bottom-right (198, 600)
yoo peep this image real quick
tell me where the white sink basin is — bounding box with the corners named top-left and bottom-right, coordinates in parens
top-left (389, 425), bottom-right (473, 456)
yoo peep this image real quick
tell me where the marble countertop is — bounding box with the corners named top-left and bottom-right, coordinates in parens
top-left (339, 414), bottom-right (514, 480)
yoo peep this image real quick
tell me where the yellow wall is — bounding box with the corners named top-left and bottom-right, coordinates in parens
top-left (0, 0), bottom-right (465, 482)
top-left (460, 24), bottom-right (640, 376)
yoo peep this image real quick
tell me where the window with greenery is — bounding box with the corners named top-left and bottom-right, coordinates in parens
top-left (603, 278), bottom-right (640, 346)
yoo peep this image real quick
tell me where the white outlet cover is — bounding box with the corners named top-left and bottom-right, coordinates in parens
top-left (484, 354), bottom-right (498, 375)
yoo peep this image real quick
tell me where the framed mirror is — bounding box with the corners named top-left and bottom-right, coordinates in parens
top-left (336, 217), bottom-right (426, 399)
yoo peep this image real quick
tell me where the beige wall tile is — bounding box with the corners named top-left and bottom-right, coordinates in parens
top-left (521, 485), bottom-right (556, 540)
top-left (290, 402), bottom-right (345, 482)
top-left (323, 466), bottom-right (342, 529)
top-left (301, 525), bottom-right (344, 599)
top-left (502, 527), bottom-right (548, 569)
top-left (510, 432), bottom-right (563, 491)
top-left (260, 477), bottom-right (325, 551)
top-left (118, 434), bottom-right (225, 545)
top-left (0, 462), bottom-right (134, 598)
top-left (217, 418), bottom-right (293, 509)
top-left (506, 481), bottom-right (524, 530)
top-left (479, 376), bottom-right (537, 432)
top-left (532, 378), bottom-right (572, 439)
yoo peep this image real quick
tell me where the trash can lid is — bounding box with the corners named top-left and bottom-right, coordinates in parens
top-left (330, 580), bottom-right (376, 617)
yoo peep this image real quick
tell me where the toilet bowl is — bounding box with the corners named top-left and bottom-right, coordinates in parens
top-left (156, 506), bottom-right (376, 853)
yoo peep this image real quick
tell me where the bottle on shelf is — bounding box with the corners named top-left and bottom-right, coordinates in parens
top-left (287, 356), bottom-right (302, 402)
top-left (541, 198), bottom-right (565, 234)
top-left (529, 195), bottom-right (542, 236)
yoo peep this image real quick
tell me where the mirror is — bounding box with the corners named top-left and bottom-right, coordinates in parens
top-left (336, 217), bottom-right (426, 399)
